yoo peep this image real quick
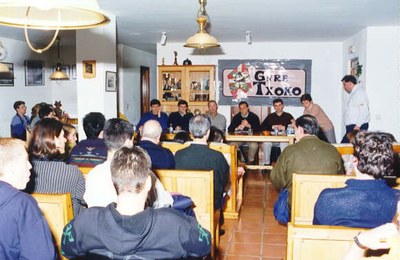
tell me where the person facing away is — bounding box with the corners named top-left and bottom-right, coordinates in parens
top-left (206, 100), bottom-right (227, 132)
top-left (68, 112), bottom-right (107, 167)
top-left (227, 101), bottom-right (261, 164)
top-left (300, 93), bottom-right (336, 143)
top-left (313, 131), bottom-right (400, 228)
top-left (62, 123), bottom-right (77, 161)
top-left (136, 99), bottom-right (169, 132)
top-left (260, 98), bottom-right (294, 165)
top-left (175, 115), bottom-right (230, 210)
top-left (138, 120), bottom-right (175, 169)
top-left (270, 114), bottom-right (344, 208)
top-left (10, 100), bottom-right (30, 141)
top-left (0, 138), bottom-right (56, 260)
top-left (167, 99), bottom-right (194, 132)
top-left (341, 75), bottom-right (370, 143)
top-left (84, 118), bottom-right (173, 209)
top-left (62, 146), bottom-right (211, 259)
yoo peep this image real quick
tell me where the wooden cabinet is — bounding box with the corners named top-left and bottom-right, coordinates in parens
top-left (158, 65), bottom-right (215, 114)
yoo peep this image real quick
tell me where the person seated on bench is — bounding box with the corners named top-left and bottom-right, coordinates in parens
top-left (62, 146), bottom-right (211, 259)
top-left (314, 131), bottom-right (400, 228)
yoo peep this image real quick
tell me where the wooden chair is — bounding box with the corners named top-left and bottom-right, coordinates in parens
top-left (287, 223), bottom-right (367, 260)
top-left (32, 193), bottom-right (73, 260)
top-left (79, 166), bottom-right (93, 178)
top-left (291, 173), bottom-right (353, 225)
top-left (155, 169), bottom-right (218, 257)
top-left (160, 141), bottom-right (190, 154)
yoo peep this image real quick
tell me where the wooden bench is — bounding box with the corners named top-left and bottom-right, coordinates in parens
top-left (32, 193), bottom-right (73, 260)
top-left (155, 169), bottom-right (218, 258)
top-left (161, 141), bottom-right (244, 218)
top-left (78, 166), bottom-right (93, 178)
top-left (287, 223), bottom-right (367, 260)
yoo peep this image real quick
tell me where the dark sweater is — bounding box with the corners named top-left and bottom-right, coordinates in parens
top-left (228, 111), bottom-right (261, 133)
top-left (261, 112), bottom-right (294, 131)
top-left (138, 140), bottom-right (175, 169)
top-left (167, 112), bottom-right (194, 132)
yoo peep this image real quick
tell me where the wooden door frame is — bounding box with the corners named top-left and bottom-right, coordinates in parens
top-left (140, 66), bottom-right (150, 115)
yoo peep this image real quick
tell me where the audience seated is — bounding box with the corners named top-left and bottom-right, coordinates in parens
top-left (10, 100), bottom-right (30, 141)
top-left (173, 130), bottom-right (192, 144)
top-left (270, 115), bottom-right (344, 208)
top-left (28, 118), bottom-right (86, 216)
top-left (314, 131), bottom-right (400, 228)
top-left (62, 123), bottom-right (77, 161)
top-left (68, 112), bottom-right (107, 167)
top-left (0, 138), bottom-right (56, 259)
top-left (62, 146), bottom-right (211, 259)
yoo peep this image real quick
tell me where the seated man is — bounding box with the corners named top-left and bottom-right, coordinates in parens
top-left (10, 100), bottom-right (30, 141)
top-left (62, 146), bottom-right (211, 259)
top-left (136, 99), bottom-right (168, 132)
top-left (167, 100), bottom-right (194, 132)
top-left (138, 120), bottom-right (175, 169)
top-left (206, 100), bottom-right (227, 132)
top-left (84, 118), bottom-right (172, 209)
top-left (0, 138), bottom-right (56, 259)
top-left (227, 101), bottom-right (260, 164)
top-left (314, 131), bottom-right (400, 228)
top-left (68, 112), bottom-right (107, 167)
top-left (270, 115), bottom-right (344, 208)
top-left (261, 98), bottom-right (294, 165)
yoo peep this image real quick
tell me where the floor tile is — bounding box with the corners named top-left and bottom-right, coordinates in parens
top-left (228, 242), bottom-right (262, 256)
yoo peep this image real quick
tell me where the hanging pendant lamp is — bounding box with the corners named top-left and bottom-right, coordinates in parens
top-left (50, 37), bottom-right (68, 81)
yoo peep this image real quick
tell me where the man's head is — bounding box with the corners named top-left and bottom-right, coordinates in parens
top-left (13, 101), bottom-right (27, 116)
top-left (83, 112), bottom-right (106, 139)
top-left (111, 146), bottom-right (152, 195)
top-left (103, 118), bottom-right (134, 151)
top-left (141, 120), bottom-right (162, 144)
top-left (300, 94), bottom-right (313, 110)
top-left (208, 100), bottom-right (218, 114)
top-left (39, 104), bottom-right (56, 119)
top-left (352, 131), bottom-right (395, 179)
top-left (189, 115), bottom-right (211, 139)
top-left (341, 75), bottom-right (357, 94)
top-left (0, 138), bottom-right (32, 190)
top-left (150, 99), bottom-right (161, 115)
top-left (273, 98), bottom-right (284, 114)
top-left (177, 100), bottom-right (189, 114)
top-left (238, 101), bottom-right (249, 116)
top-left (294, 115), bottom-right (319, 140)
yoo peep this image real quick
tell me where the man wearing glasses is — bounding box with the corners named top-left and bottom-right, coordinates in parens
top-left (167, 100), bottom-right (194, 132)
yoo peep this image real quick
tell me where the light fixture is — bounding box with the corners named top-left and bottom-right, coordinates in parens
top-left (160, 32), bottom-right (167, 46)
top-left (50, 37), bottom-right (68, 80)
top-left (245, 31), bottom-right (252, 45)
top-left (0, 0), bottom-right (110, 53)
top-left (184, 0), bottom-right (220, 49)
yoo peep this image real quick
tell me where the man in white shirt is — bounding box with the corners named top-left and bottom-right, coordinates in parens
top-left (341, 75), bottom-right (370, 143)
top-left (206, 100), bottom-right (227, 131)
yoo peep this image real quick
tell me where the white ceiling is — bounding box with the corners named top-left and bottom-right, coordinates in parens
top-left (0, 0), bottom-right (399, 54)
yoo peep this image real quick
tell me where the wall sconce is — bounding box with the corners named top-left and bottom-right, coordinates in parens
top-left (160, 32), bottom-right (167, 46)
top-left (245, 31), bottom-right (252, 45)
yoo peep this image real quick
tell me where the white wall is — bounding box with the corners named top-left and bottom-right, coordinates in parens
top-left (157, 42), bottom-right (344, 139)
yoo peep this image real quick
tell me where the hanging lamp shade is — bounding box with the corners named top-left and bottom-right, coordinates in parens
top-left (50, 37), bottom-right (68, 80)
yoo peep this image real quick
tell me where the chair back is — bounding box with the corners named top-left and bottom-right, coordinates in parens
top-left (160, 141), bottom-right (190, 154)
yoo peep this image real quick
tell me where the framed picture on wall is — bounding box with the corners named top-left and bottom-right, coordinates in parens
top-left (105, 71), bottom-right (117, 92)
top-left (83, 60), bottom-right (96, 79)
top-left (0, 62), bottom-right (14, 86)
top-left (25, 60), bottom-right (44, 86)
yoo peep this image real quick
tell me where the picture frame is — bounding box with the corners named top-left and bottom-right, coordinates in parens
top-left (71, 64), bottom-right (77, 79)
top-left (349, 57), bottom-right (359, 76)
top-left (52, 64), bottom-right (70, 79)
top-left (83, 60), bottom-right (96, 79)
top-left (105, 71), bottom-right (117, 92)
top-left (25, 60), bottom-right (44, 86)
top-left (0, 62), bottom-right (14, 86)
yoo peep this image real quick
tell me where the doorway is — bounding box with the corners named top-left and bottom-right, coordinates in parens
top-left (140, 66), bottom-right (150, 115)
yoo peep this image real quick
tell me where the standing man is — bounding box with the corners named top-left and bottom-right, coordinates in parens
top-left (228, 101), bottom-right (261, 164)
top-left (206, 100), bottom-right (227, 132)
top-left (137, 99), bottom-right (169, 132)
top-left (341, 75), bottom-right (370, 143)
top-left (300, 94), bottom-right (336, 143)
top-left (168, 100), bottom-right (194, 132)
top-left (261, 98), bottom-right (294, 165)
top-left (10, 101), bottom-right (30, 141)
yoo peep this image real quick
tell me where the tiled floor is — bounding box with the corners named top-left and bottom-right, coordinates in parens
top-left (217, 170), bottom-right (287, 260)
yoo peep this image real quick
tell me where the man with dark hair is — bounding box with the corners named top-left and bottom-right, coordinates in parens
top-left (228, 101), bottom-right (261, 164)
top-left (314, 131), bottom-right (400, 228)
top-left (68, 112), bottom-right (107, 167)
top-left (206, 100), bottom-right (227, 131)
top-left (270, 115), bottom-right (344, 207)
top-left (62, 146), bottom-right (211, 259)
top-left (261, 98), bottom-right (294, 165)
top-left (341, 75), bottom-right (370, 143)
top-left (167, 99), bottom-right (194, 132)
top-left (137, 99), bottom-right (169, 132)
top-left (10, 100), bottom-right (30, 141)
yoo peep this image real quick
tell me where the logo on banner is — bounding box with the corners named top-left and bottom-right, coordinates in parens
top-left (226, 63), bottom-right (253, 100)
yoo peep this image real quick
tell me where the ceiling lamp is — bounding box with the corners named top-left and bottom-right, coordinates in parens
top-left (50, 37), bottom-right (68, 80)
top-left (0, 0), bottom-right (110, 53)
top-left (184, 0), bottom-right (220, 49)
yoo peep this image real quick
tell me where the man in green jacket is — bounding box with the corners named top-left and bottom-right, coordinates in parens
top-left (270, 115), bottom-right (344, 208)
